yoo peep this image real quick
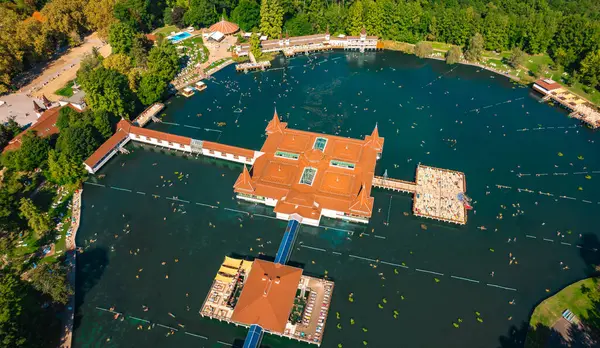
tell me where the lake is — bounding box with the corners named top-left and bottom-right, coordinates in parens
top-left (73, 50), bottom-right (600, 348)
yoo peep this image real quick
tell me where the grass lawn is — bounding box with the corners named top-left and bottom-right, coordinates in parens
top-left (54, 80), bottom-right (74, 97)
top-left (179, 36), bottom-right (209, 64)
top-left (204, 58), bottom-right (230, 73)
top-left (529, 277), bottom-right (600, 328)
top-left (153, 25), bottom-right (179, 37)
top-left (430, 41), bottom-right (453, 51)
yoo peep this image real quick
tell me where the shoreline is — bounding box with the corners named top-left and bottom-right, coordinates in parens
top-left (60, 187), bottom-right (82, 348)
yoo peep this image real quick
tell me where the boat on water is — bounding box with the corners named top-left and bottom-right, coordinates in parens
top-left (478, 226), bottom-right (487, 231)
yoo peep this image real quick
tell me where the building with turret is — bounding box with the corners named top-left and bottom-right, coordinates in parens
top-left (233, 110), bottom-right (384, 226)
top-left (235, 28), bottom-right (381, 57)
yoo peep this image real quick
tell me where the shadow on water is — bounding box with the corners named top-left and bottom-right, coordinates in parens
top-left (73, 247), bottom-right (109, 331)
top-left (500, 233), bottom-right (600, 348)
top-left (579, 233), bottom-right (600, 277)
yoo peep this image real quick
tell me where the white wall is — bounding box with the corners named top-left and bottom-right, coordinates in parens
top-left (130, 133), bottom-right (192, 152)
top-left (201, 148), bottom-right (255, 165)
top-left (276, 212), bottom-right (320, 226)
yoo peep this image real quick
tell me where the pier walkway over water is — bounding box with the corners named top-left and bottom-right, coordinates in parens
top-left (274, 218), bottom-right (301, 264)
top-left (372, 165), bottom-right (468, 225)
top-left (372, 176), bottom-right (416, 193)
top-left (84, 119), bottom-right (261, 174)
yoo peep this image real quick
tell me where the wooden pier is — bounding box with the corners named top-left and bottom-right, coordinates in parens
top-left (283, 45), bottom-right (332, 57)
top-left (372, 165), bottom-right (468, 225)
top-left (235, 61), bottom-right (271, 72)
top-left (372, 176), bottom-right (416, 193)
top-left (132, 103), bottom-right (164, 127)
top-left (534, 79), bottom-right (600, 128)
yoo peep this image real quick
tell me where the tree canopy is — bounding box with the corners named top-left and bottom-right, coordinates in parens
top-left (231, 0), bottom-right (260, 31)
top-left (80, 67), bottom-right (136, 118)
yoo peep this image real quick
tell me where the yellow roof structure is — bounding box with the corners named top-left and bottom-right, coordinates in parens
top-left (224, 256), bottom-right (243, 269)
top-left (215, 274), bottom-right (236, 283)
top-left (241, 260), bottom-right (253, 273)
top-left (218, 265), bottom-right (238, 276)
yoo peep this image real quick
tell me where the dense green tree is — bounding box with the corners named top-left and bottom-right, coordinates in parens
top-left (30, 263), bottom-right (73, 305)
top-left (306, 0), bottom-right (325, 32)
top-left (483, 11), bottom-right (509, 52)
top-left (19, 198), bottom-right (52, 237)
top-left (56, 124), bottom-right (101, 160)
top-left (131, 34), bottom-right (153, 68)
top-left (0, 117), bottom-right (21, 151)
top-left (364, 0), bottom-right (384, 38)
top-left (446, 45), bottom-right (462, 64)
top-left (0, 272), bottom-right (26, 347)
top-left (137, 73), bottom-right (167, 105)
top-left (259, 0), bottom-right (283, 38)
top-left (3, 132), bottom-right (50, 172)
top-left (93, 110), bottom-right (114, 139)
top-left (80, 67), bottom-right (135, 118)
top-left (508, 47), bottom-right (525, 68)
top-left (113, 0), bottom-right (165, 32)
top-left (147, 40), bottom-right (180, 82)
top-left (171, 6), bottom-right (187, 28)
top-left (47, 150), bottom-right (86, 185)
top-left (108, 22), bottom-right (136, 54)
top-left (184, 0), bottom-right (218, 28)
top-left (85, 0), bottom-right (118, 40)
top-left (283, 15), bottom-right (312, 37)
top-left (249, 33), bottom-right (262, 59)
top-left (76, 48), bottom-right (104, 88)
top-left (465, 33), bottom-right (484, 61)
top-left (346, 0), bottom-right (364, 36)
top-left (102, 53), bottom-right (133, 75)
top-left (56, 106), bottom-right (79, 131)
top-left (231, 0), bottom-right (260, 31)
top-left (323, 5), bottom-right (346, 35)
top-left (41, 0), bottom-right (88, 37)
top-left (414, 42), bottom-right (433, 58)
top-left (578, 50), bottom-right (600, 89)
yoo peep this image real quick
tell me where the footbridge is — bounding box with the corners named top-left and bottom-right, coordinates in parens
top-left (372, 176), bottom-right (416, 193)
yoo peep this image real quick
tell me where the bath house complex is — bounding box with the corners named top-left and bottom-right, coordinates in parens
top-left (234, 111), bottom-right (384, 226)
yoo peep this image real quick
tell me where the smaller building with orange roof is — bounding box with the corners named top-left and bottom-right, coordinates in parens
top-left (201, 257), bottom-right (334, 346)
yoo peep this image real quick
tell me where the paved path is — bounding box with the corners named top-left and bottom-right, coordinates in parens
top-left (0, 33), bottom-right (111, 125)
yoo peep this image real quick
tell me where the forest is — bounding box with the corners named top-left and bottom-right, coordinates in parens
top-left (0, 0), bottom-right (599, 346)
top-left (1, 0), bottom-right (600, 95)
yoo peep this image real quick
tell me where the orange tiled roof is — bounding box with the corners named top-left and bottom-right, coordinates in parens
top-left (231, 260), bottom-right (303, 333)
top-left (203, 140), bottom-right (255, 159)
top-left (233, 110), bottom-right (383, 220)
top-left (3, 105), bottom-right (80, 152)
top-left (83, 128), bottom-right (129, 168)
top-left (233, 165), bottom-right (255, 193)
top-left (209, 19), bottom-right (239, 35)
top-left (535, 79), bottom-right (562, 91)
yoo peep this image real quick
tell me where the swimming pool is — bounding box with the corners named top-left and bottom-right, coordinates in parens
top-left (168, 31), bottom-right (192, 43)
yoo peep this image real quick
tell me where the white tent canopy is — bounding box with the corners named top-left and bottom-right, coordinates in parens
top-left (208, 31), bottom-right (225, 42)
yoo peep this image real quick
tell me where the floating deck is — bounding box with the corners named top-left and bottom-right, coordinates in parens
top-left (372, 165), bottom-right (468, 225)
top-left (235, 61), bottom-right (271, 72)
top-left (132, 103), bottom-right (164, 127)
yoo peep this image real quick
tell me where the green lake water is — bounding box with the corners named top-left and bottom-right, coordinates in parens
top-left (73, 51), bottom-right (600, 348)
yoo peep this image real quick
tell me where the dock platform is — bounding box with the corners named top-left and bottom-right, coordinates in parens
top-left (372, 165), bottom-right (468, 225)
top-left (235, 61), bottom-right (271, 72)
top-left (132, 103), bottom-right (164, 127)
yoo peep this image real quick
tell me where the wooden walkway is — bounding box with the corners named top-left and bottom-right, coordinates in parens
top-left (372, 176), bottom-right (416, 193)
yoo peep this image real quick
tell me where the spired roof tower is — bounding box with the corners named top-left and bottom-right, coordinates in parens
top-left (265, 108), bottom-right (287, 134)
